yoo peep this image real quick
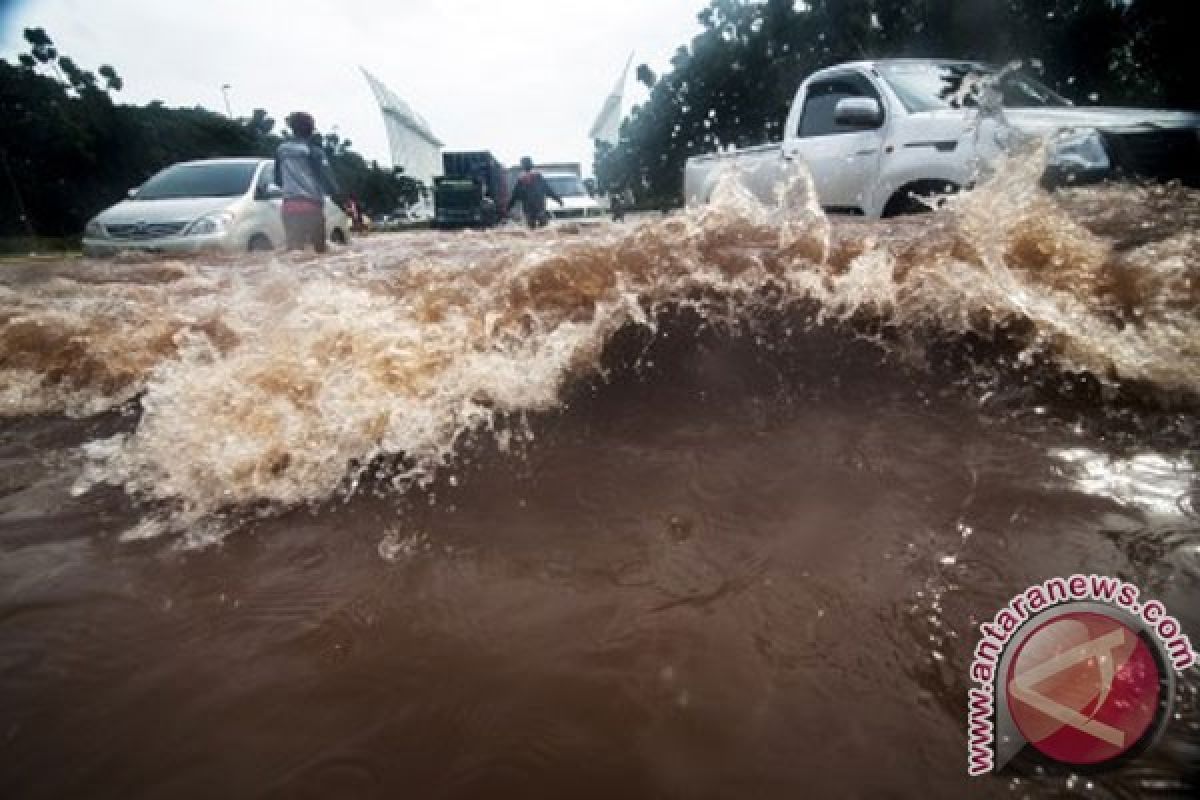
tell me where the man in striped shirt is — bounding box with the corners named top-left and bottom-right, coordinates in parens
top-left (274, 112), bottom-right (340, 252)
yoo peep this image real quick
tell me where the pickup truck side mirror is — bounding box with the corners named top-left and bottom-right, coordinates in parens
top-left (258, 184), bottom-right (284, 200)
top-left (834, 97), bottom-right (883, 129)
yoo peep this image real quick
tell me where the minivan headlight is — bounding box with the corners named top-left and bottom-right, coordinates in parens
top-left (84, 219), bottom-right (106, 238)
top-left (185, 212), bottom-right (234, 236)
top-left (1047, 129), bottom-right (1110, 171)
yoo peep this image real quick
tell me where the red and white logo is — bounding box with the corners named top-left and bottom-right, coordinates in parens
top-left (1005, 611), bottom-right (1164, 766)
top-left (967, 577), bottom-right (1194, 776)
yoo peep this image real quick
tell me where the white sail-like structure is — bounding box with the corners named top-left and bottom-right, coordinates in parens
top-left (588, 53), bottom-right (633, 145)
top-left (361, 68), bottom-right (443, 187)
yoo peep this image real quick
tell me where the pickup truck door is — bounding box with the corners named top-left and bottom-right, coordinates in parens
top-left (783, 72), bottom-right (886, 213)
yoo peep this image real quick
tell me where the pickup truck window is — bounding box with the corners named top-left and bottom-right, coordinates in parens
top-left (879, 63), bottom-right (1069, 112)
top-left (797, 74), bottom-right (883, 138)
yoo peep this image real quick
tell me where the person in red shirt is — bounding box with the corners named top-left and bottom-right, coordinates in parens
top-left (506, 157), bottom-right (564, 229)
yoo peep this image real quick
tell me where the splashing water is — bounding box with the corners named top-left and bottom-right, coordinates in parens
top-left (1, 154), bottom-right (1198, 799)
top-left (2, 152), bottom-right (1195, 539)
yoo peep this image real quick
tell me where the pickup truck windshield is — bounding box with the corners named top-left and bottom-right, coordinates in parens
top-left (545, 175), bottom-right (587, 198)
top-left (136, 162), bottom-right (258, 200)
top-left (879, 63), bottom-right (1070, 112)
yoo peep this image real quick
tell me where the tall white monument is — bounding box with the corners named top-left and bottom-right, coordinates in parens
top-left (589, 53), bottom-right (634, 145)
top-left (361, 68), bottom-right (443, 187)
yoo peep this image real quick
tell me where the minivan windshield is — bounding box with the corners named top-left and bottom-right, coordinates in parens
top-left (879, 62), bottom-right (1071, 112)
top-left (135, 161), bottom-right (258, 200)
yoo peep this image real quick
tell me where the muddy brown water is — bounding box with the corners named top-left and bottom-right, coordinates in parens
top-left (1, 165), bottom-right (1198, 798)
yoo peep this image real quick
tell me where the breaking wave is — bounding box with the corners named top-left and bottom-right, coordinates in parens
top-left (1, 153), bottom-right (1197, 539)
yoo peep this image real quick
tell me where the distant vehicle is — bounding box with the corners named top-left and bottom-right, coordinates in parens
top-left (433, 151), bottom-right (508, 229)
top-left (83, 158), bottom-right (350, 256)
top-left (541, 172), bottom-right (605, 221)
top-left (684, 59), bottom-right (1200, 218)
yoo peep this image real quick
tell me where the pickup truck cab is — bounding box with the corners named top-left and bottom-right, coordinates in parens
top-left (684, 59), bottom-right (1200, 217)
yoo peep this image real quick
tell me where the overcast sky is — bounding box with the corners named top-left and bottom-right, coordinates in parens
top-left (0, 0), bottom-right (708, 176)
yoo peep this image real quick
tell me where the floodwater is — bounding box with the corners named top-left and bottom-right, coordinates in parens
top-left (1, 158), bottom-right (1198, 798)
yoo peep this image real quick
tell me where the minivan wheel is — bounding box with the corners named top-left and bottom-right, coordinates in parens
top-left (330, 228), bottom-right (347, 245)
top-left (247, 234), bottom-right (273, 252)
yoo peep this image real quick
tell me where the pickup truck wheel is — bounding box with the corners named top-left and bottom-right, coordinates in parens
top-left (882, 181), bottom-right (959, 218)
top-left (247, 234), bottom-right (273, 252)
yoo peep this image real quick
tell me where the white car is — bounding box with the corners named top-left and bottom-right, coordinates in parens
top-left (83, 157), bottom-right (350, 256)
top-left (542, 173), bottom-right (605, 221)
top-left (684, 59), bottom-right (1200, 217)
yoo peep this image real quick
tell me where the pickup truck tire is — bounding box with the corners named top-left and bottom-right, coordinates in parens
top-left (247, 234), bottom-right (273, 252)
top-left (882, 180), bottom-right (960, 218)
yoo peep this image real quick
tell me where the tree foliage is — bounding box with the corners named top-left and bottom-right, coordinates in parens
top-left (0, 29), bottom-right (420, 238)
top-left (596, 0), bottom-right (1196, 208)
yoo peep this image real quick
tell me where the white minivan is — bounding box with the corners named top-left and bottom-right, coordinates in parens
top-left (83, 157), bottom-right (350, 256)
top-left (542, 172), bottom-right (605, 222)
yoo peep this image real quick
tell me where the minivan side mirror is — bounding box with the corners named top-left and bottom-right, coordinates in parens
top-left (257, 183), bottom-right (284, 200)
top-left (834, 97), bottom-right (883, 128)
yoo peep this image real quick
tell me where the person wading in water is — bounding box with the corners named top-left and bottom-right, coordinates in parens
top-left (506, 157), bottom-right (564, 229)
top-left (274, 112), bottom-right (341, 252)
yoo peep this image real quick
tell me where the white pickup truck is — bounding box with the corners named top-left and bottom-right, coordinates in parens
top-left (684, 59), bottom-right (1200, 217)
